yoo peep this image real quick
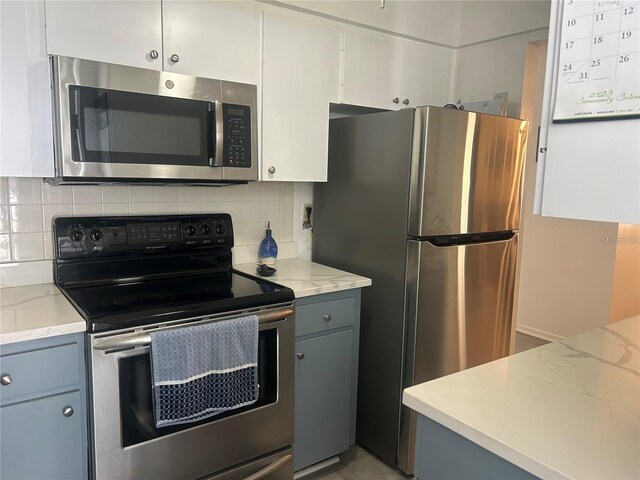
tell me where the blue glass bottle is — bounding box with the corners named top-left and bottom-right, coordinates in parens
top-left (258, 221), bottom-right (278, 265)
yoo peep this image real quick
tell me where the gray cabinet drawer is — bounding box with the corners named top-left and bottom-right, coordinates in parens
top-left (1, 390), bottom-right (86, 480)
top-left (296, 295), bottom-right (355, 337)
top-left (0, 342), bottom-right (80, 404)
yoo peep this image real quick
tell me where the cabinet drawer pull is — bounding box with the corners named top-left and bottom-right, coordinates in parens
top-left (149, 49), bottom-right (159, 59)
top-left (170, 53), bottom-right (180, 63)
top-left (392, 97), bottom-right (400, 104)
top-left (0, 374), bottom-right (11, 385)
top-left (403, 98), bottom-right (410, 105)
top-left (297, 352), bottom-right (305, 360)
top-left (323, 314), bottom-right (332, 322)
top-left (268, 166), bottom-right (276, 174)
top-left (62, 406), bottom-right (74, 417)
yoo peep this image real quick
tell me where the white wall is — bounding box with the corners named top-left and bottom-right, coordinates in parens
top-left (278, 0), bottom-right (461, 46)
top-left (609, 224), bottom-right (640, 323)
top-left (515, 41), bottom-right (620, 340)
top-left (457, 0), bottom-right (550, 46)
top-left (278, 0), bottom-right (550, 47)
top-left (451, 29), bottom-right (549, 118)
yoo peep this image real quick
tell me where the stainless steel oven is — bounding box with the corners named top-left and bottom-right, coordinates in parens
top-left (88, 305), bottom-right (294, 480)
top-left (55, 214), bottom-right (294, 479)
top-left (48, 56), bottom-right (257, 185)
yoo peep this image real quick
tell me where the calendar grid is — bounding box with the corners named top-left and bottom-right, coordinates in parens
top-left (553, 0), bottom-right (640, 122)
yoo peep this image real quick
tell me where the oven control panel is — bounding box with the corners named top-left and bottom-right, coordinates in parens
top-left (53, 214), bottom-right (234, 259)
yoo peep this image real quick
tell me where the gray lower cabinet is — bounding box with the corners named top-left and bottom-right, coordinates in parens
top-left (0, 333), bottom-right (87, 480)
top-left (294, 289), bottom-right (361, 471)
top-left (414, 415), bottom-right (540, 480)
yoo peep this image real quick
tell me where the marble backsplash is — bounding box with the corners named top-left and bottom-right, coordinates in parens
top-left (0, 177), bottom-right (294, 264)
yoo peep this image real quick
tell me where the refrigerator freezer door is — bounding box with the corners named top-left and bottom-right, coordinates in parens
top-left (408, 107), bottom-right (528, 237)
top-left (398, 234), bottom-right (518, 472)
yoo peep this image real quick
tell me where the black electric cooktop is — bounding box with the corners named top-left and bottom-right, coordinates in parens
top-left (53, 214), bottom-right (294, 333)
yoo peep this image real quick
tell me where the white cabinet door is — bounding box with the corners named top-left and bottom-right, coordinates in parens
top-left (341, 28), bottom-right (401, 110)
top-left (0, 1), bottom-right (53, 177)
top-left (262, 10), bottom-right (341, 182)
top-left (399, 40), bottom-right (452, 109)
top-left (162, 1), bottom-right (261, 84)
top-left (45, 0), bottom-right (162, 70)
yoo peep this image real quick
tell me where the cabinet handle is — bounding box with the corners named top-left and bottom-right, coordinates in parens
top-left (297, 352), bottom-right (305, 360)
top-left (0, 374), bottom-right (11, 386)
top-left (149, 49), bottom-right (159, 60)
top-left (62, 406), bottom-right (74, 417)
top-left (392, 97), bottom-right (400, 104)
top-left (403, 98), bottom-right (410, 105)
top-left (323, 314), bottom-right (332, 322)
top-left (170, 53), bottom-right (180, 63)
top-left (268, 166), bottom-right (276, 174)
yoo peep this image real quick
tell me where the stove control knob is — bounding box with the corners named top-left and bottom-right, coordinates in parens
top-left (91, 229), bottom-right (103, 241)
top-left (185, 225), bottom-right (197, 237)
top-left (69, 229), bottom-right (83, 242)
top-left (215, 224), bottom-right (227, 235)
top-left (200, 224), bottom-right (211, 236)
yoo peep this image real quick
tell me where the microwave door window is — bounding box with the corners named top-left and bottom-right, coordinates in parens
top-left (70, 86), bottom-right (213, 167)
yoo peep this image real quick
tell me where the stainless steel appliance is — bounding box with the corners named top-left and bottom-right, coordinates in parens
top-left (313, 106), bottom-right (527, 473)
top-left (53, 214), bottom-right (295, 479)
top-left (48, 56), bottom-right (257, 185)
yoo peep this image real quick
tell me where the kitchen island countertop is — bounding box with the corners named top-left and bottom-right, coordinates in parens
top-left (234, 258), bottom-right (371, 298)
top-left (403, 315), bottom-right (640, 479)
top-left (0, 283), bottom-right (86, 346)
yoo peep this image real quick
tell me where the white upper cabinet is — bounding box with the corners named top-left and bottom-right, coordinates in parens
top-left (45, 1), bottom-right (260, 82)
top-left (162, 1), bottom-right (261, 84)
top-left (262, 10), bottom-right (341, 182)
top-left (341, 29), bottom-right (452, 111)
top-left (45, 1), bottom-right (162, 70)
top-left (341, 29), bottom-right (402, 110)
top-left (1, 1), bottom-right (53, 177)
top-left (398, 40), bottom-right (451, 109)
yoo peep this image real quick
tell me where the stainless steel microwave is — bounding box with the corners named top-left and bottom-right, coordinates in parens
top-left (47, 56), bottom-right (257, 185)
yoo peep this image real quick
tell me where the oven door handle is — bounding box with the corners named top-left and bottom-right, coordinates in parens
top-left (92, 308), bottom-right (294, 351)
top-left (243, 454), bottom-right (293, 480)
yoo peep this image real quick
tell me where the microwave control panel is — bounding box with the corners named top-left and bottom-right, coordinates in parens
top-left (222, 104), bottom-right (251, 168)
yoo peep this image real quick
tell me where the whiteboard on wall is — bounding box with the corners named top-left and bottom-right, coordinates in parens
top-left (535, 0), bottom-right (640, 225)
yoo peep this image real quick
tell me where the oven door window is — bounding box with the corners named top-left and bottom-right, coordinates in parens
top-left (69, 85), bottom-right (214, 166)
top-left (119, 329), bottom-right (277, 447)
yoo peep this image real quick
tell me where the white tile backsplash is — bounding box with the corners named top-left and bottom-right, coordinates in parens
top-left (0, 177), bottom-right (294, 265)
top-left (7, 177), bottom-right (42, 204)
top-left (11, 232), bottom-right (44, 260)
top-left (42, 182), bottom-right (73, 204)
top-left (102, 185), bottom-right (130, 204)
top-left (10, 205), bottom-right (43, 233)
top-left (130, 186), bottom-right (155, 203)
top-left (0, 206), bottom-right (9, 234)
top-left (42, 204), bottom-right (73, 231)
top-left (0, 235), bottom-right (11, 261)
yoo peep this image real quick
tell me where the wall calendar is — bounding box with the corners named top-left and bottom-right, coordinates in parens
top-left (553, 0), bottom-right (640, 122)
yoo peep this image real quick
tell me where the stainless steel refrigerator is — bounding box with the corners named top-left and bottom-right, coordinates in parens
top-left (312, 106), bottom-right (528, 473)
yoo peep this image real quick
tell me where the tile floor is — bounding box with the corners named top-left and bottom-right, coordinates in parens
top-left (304, 332), bottom-right (550, 480)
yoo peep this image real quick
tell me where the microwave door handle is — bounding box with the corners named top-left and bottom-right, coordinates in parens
top-left (70, 87), bottom-right (87, 163)
top-left (212, 100), bottom-right (224, 167)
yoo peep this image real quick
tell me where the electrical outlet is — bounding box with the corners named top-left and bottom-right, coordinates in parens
top-left (302, 204), bottom-right (313, 230)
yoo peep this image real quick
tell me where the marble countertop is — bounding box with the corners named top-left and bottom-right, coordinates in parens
top-left (0, 283), bottom-right (86, 345)
top-left (234, 258), bottom-right (371, 298)
top-left (403, 315), bottom-right (640, 480)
